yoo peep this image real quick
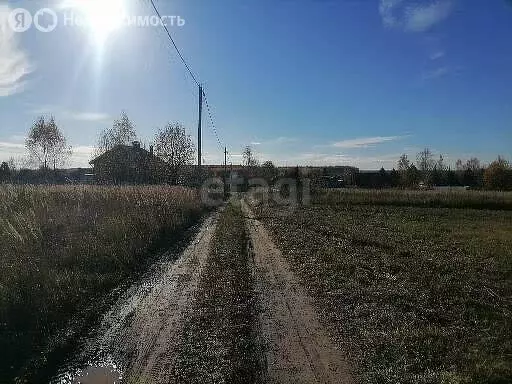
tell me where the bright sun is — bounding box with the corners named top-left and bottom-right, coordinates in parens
top-left (65, 0), bottom-right (127, 44)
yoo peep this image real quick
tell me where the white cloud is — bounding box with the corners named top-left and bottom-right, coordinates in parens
top-left (69, 145), bottom-right (95, 167)
top-left (0, 141), bottom-right (26, 162)
top-left (379, 0), bottom-right (453, 33)
top-left (332, 136), bottom-right (405, 149)
top-left (0, 4), bottom-right (34, 96)
top-left (404, 1), bottom-right (453, 32)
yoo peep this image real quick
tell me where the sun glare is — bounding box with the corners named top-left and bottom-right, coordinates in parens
top-left (65, 0), bottom-right (127, 44)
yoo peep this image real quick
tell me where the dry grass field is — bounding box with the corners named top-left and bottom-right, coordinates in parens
top-left (0, 185), bottom-right (205, 382)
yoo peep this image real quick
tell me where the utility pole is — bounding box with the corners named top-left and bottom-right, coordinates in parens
top-left (224, 146), bottom-right (228, 197)
top-left (224, 147), bottom-right (228, 174)
top-left (198, 85), bottom-right (203, 167)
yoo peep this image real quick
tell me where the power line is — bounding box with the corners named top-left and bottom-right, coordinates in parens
top-left (202, 89), bottom-right (224, 149)
top-left (148, 0), bottom-right (200, 87)
top-left (149, 0), bottom-right (226, 159)
top-left (145, 16), bottom-right (198, 101)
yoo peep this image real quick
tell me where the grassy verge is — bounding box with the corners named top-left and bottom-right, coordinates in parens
top-left (173, 200), bottom-right (262, 383)
top-left (315, 188), bottom-right (512, 210)
top-left (258, 201), bottom-right (512, 383)
top-left (0, 185), bottom-right (204, 382)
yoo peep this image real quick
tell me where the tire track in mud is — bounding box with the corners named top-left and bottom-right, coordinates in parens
top-left (242, 201), bottom-right (354, 384)
top-left (122, 209), bottom-right (220, 383)
top-left (51, 211), bottom-right (220, 384)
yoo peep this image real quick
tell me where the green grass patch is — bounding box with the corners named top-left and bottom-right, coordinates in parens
top-left (315, 189), bottom-right (512, 210)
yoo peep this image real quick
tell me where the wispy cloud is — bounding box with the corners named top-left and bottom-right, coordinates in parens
top-left (0, 141), bottom-right (96, 168)
top-left (0, 141), bottom-right (26, 162)
top-left (430, 50), bottom-right (445, 60)
top-left (0, 4), bottom-right (34, 96)
top-left (423, 66), bottom-right (450, 80)
top-left (379, 0), bottom-right (454, 33)
top-left (404, 1), bottom-right (453, 32)
top-left (268, 152), bottom-right (403, 169)
top-left (0, 141), bottom-right (25, 150)
top-left (28, 106), bottom-right (110, 122)
top-left (66, 112), bottom-right (110, 122)
top-left (7, 134), bottom-right (26, 143)
top-left (249, 137), bottom-right (298, 147)
top-left (379, 0), bottom-right (406, 29)
top-left (332, 136), bottom-right (405, 149)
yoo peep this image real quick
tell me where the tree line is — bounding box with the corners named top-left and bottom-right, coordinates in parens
top-left (371, 148), bottom-right (512, 190)
top-left (1, 116), bottom-right (510, 191)
top-left (0, 111), bottom-right (196, 184)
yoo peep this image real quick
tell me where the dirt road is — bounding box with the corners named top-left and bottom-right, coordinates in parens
top-left (54, 211), bottom-right (220, 384)
top-left (56, 202), bottom-right (353, 383)
top-left (243, 202), bottom-right (354, 384)
top-left (121, 210), bottom-right (219, 383)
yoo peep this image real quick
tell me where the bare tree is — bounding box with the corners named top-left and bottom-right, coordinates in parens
top-left (455, 157), bottom-right (481, 172)
top-left (26, 116), bottom-right (71, 170)
top-left (464, 157), bottom-right (481, 171)
top-left (8, 157), bottom-right (17, 171)
top-left (397, 154), bottom-right (410, 172)
top-left (436, 154), bottom-right (446, 171)
top-left (154, 122), bottom-right (195, 184)
top-left (96, 111), bottom-right (137, 155)
top-left (416, 148), bottom-right (435, 172)
top-left (242, 146), bottom-right (259, 167)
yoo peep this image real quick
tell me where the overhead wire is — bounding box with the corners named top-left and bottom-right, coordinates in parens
top-left (148, 0), bottom-right (227, 159)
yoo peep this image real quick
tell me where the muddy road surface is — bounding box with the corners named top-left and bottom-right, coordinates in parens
top-left (50, 211), bottom-right (220, 383)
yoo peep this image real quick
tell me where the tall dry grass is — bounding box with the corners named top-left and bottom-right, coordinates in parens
top-left (0, 185), bottom-right (204, 381)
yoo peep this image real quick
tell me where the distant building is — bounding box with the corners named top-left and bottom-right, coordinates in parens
top-left (89, 142), bottom-right (168, 184)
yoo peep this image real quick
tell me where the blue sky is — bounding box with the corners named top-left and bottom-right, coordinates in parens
top-left (1, 0), bottom-right (511, 169)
